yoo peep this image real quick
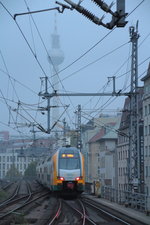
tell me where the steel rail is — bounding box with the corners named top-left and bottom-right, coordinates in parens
top-left (48, 199), bottom-right (62, 225)
top-left (63, 199), bottom-right (96, 225)
top-left (0, 182), bottom-right (21, 207)
top-left (82, 198), bottom-right (131, 225)
top-left (0, 191), bottom-right (49, 219)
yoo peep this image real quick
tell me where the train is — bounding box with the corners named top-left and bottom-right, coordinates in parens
top-left (36, 146), bottom-right (85, 196)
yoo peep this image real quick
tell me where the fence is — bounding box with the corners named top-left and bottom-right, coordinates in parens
top-left (101, 186), bottom-right (150, 214)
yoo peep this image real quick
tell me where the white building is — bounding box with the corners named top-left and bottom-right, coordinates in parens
top-left (0, 152), bottom-right (35, 179)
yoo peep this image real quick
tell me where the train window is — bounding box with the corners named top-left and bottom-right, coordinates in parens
top-left (59, 158), bottom-right (80, 170)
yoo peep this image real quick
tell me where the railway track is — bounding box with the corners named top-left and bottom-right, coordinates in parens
top-left (0, 180), bottom-right (49, 224)
top-left (44, 196), bottom-right (149, 225)
top-left (0, 182), bottom-right (148, 225)
top-left (81, 196), bottom-right (148, 225)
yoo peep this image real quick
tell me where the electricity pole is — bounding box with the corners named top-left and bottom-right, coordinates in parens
top-left (76, 105), bottom-right (82, 151)
top-left (39, 77), bottom-right (51, 133)
top-left (128, 22), bottom-right (143, 193)
top-left (63, 118), bottom-right (67, 146)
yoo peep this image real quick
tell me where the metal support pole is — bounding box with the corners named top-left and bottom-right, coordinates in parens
top-left (128, 22), bottom-right (140, 192)
top-left (77, 105), bottom-right (82, 151)
top-left (63, 118), bottom-right (67, 146)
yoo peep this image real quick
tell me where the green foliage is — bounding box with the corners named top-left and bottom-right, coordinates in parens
top-left (24, 161), bottom-right (37, 178)
top-left (12, 213), bottom-right (28, 225)
top-left (0, 189), bottom-right (7, 200)
top-left (6, 165), bottom-right (21, 180)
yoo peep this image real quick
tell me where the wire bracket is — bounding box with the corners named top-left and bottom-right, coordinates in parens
top-left (62, 0), bottom-right (128, 29)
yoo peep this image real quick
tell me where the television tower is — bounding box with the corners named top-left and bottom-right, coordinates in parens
top-left (48, 16), bottom-right (64, 129)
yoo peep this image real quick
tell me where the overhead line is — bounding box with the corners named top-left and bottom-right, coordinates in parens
top-left (0, 1), bottom-right (54, 90)
top-left (57, 41), bottom-right (129, 84)
top-left (52, 27), bottom-right (116, 77)
top-left (23, 1), bottom-right (77, 120)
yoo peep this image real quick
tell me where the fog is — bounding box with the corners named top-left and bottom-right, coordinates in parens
top-left (0, 0), bottom-right (150, 136)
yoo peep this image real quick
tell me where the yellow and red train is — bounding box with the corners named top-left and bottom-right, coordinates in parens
top-left (37, 146), bottom-right (85, 195)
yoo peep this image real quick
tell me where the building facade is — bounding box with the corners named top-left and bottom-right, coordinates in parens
top-left (87, 116), bottom-right (121, 188)
top-left (141, 63), bottom-right (150, 196)
top-left (117, 87), bottom-right (144, 192)
top-left (0, 152), bottom-right (35, 179)
top-left (81, 115), bottom-right (120, 183)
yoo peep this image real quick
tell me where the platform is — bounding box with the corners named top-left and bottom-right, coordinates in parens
top-left (84, 194), bottom-right (150, 225)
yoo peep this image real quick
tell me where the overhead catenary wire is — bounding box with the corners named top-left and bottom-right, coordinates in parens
top-left (51, 27), bottom-right (116, 78)
top-left (83, 68), bottom-right (147, 122)
top-left (51, 0), bottom-right (145, 79)
top-left (0, 1), bottom-right (54, 90)
top-left (0, 50), bottom-right (20, 101)
top-left (0, 0), bottom-right (149, 134)
top-left (0, 2), bottom-right (58, 134)
top-left (81, 111), bottom-right (128, 138)
top-left (54, 41), bottom-right (129, 85)
top-left (0, 68), bottom-right (37, 95)
top-left (22, 0), bottom-right (77, 127)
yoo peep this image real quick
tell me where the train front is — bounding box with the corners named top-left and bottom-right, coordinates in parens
top-left (56, 147), bottom-right (85, 194)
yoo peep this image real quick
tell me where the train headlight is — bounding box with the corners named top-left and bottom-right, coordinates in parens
top-left (75, 176), bottom-right (82, 181)
top-left (57, 176), bottom-right (65, 181)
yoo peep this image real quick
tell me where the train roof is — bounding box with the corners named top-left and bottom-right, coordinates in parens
top-left (37, 146), bottom-right (81, 166)
top-left (58, 146), bottom-right (79, 153)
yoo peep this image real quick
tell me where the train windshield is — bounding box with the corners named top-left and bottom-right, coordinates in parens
top-left (59, 157), bottom-right (80, 170)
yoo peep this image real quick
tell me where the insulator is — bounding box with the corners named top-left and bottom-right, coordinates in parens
top-left (64, 0), bottom-right (101, 24)
top-left (75, 4), bottom-right (101, 25)
top-left (91, 0), bottom-right (110, 13)
top-left (91, 0), bottom-right (115, 17)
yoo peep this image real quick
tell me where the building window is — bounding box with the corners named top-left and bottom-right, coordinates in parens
top-left (145, 166), bottom-right (148, 177)
top-left (149, 104), bottom-right (150, 114)
top-left (145, 105), bottom-right (147, 116)
top-left (145, 126), bottom-right (148, 136)
top-left (145, 146), bottom-right (148, 157)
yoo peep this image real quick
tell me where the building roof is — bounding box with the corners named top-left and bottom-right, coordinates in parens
top-left (141, 62), bottom-right (150, 81)
top-left (88, 121), bottom-right (119, 143)
top-left (88, 128), bottom-right (105, 143)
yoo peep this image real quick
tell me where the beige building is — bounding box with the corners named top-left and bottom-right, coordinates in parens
top-left (81, 115), bottom-right (120, 182)
top-left (87, 116), bottom-right (121, 188)
top-left (141, 63), bottom-right (150, 196)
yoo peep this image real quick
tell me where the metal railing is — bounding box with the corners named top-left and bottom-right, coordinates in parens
top-left (101, 186), bottom-right (150, 214)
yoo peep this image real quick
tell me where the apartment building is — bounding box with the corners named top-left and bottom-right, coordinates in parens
top-left (141, 63), bottom-right (150, 195)
top-left (117, 87), bottom-right (143, 191)
top-left (87, 115), bottom-right (121, 188)
top-left (0, 152), bottom-right (35, 179)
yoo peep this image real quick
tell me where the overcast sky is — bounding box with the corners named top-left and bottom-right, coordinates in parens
top-left (0, 0), bottom-right (150, 137)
